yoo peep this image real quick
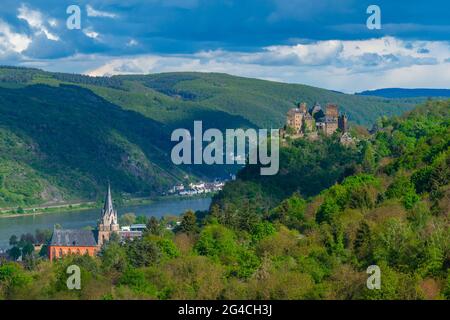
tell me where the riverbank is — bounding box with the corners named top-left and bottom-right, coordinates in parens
top-left (0, 197), bottom-right (213, 250)
top-left (0, 193), bottom-right (214, 218)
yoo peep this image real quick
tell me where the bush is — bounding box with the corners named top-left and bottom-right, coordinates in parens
top-left (270, 193), bottom-right (306, 229)
top-left (195, 223), bottom-right (259, 278)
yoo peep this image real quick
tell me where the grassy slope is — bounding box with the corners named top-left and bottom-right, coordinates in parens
top-left (114, 72), bottom-right (422, 128)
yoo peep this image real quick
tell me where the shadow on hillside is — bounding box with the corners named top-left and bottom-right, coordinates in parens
top-left (0, 84), bottom-right (255, 197)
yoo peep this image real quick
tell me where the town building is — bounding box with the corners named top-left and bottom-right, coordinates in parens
top-left (168, 180), bottom-right (225, 196)
top-left (118, 230), bottom-right (143, 241)
top-left (118, 224), bottom-right (146, 240)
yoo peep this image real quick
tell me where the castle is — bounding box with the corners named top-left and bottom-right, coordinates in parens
top-left (284, 102), bottom-right (348, 138)
top-left (48, 184), bottom-right (121, 261)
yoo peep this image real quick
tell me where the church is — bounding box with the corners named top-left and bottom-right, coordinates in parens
top-left (48, 185), bottom-right (120, 261)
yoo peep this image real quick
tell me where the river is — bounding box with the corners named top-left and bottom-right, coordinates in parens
top-left (0, 197), bottom-right (211, 250)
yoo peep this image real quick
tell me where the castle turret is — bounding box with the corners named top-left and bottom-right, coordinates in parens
top-left (298, 102), bottom-right (308, 114)
top-left (325, 103), bottom-right (339, 118)
top-left (338, 113), bottom-right (348, 133)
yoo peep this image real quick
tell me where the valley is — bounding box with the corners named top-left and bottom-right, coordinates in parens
top-left (0, 66), bottom-right (422, 207)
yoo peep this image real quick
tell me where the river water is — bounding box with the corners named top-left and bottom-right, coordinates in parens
top-left (0, 197), bottom-right (211, 250)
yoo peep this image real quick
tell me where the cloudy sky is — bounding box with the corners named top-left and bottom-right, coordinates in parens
top-left (0, 0), bottom-right (449, 92)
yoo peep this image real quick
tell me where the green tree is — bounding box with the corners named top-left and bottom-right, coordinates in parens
top-left (118, 268), bottom-right (157, 297)
top-left (270, 193), bottom-right (306, 229)
top-left (316, 198), bottom-right (340, 224)
top-left (353, 221), bottom-right (373, 264)
top-left (195, 223), bottom-right (259, 278)
top-left (386, 175), bottom-right (420, 209)
top-left (146, 216), bottom-right (162, 235)
top-left (7, 247), bottom-right (21, 261)
top-left (362, 142), bottom-right (376, 173)
top-left (9, 235), bottom-right (18, 246)
top-left (100, 241), bottom-right (128, 272)
top-left (251, 221), bottom-right (276, 243)
top-left (119, 213), bottom-right (136, 226)
top-left (34, 229), bottom-right (52, 244)
top-left (125, 238), bottom-right (161, 268)
top-left (0, 263), bottom-right (32, 298)
top-left (21, 242), bottom-right (34, 257)
top-left (156, 238), bottom-right (180, 260)
top-left (135, 215), bottom-right (148, 225)
top-left (179, 210), bottom-right (197, 234)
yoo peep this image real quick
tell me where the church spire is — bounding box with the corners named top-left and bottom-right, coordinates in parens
top-left (103, 183), bottom-right (114, 215)
top-left (100, 183), bottom-right (118, 227)
top-left (97, 183), bottom-right (119, 248)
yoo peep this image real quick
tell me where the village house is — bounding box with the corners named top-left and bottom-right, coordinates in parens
top-left (168, 180), bottom-right (225, 196)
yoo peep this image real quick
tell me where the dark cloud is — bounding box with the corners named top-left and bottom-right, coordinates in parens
top-left (417, 48), bottom-right (430, 54)
top-left (0, 0), bottom-right (449, 62)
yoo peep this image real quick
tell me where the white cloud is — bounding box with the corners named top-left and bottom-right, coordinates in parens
top-left (0, 20), bottom-right (32, 55)
top-left (126, 39), bottom-right (139, 47)
top-left (86, 5), bottom-right (117, 18)
top-left (85, 37), bottom-right (450, 93)
top-left (48, 19), bottom-right (58, 27)
top-left (248, 37), bottom-right (446, 71)
top-left (17, 4), bottom-right (59, 41)
top-left (83, 28), bottom-right (100, 39)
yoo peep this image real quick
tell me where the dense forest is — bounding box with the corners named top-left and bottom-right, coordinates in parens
top-left (0, 99), bottom-right (448, 300)
top-left (357, 88), bottom-right (450, 99)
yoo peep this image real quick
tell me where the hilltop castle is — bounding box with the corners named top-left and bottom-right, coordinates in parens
top-left (283, 102), bottom-right (348, 139)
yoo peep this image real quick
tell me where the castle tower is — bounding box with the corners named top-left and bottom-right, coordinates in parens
top-left (303, 113), bottom-right (315, 132)
top-left (338, 113), bottom-right (348, 132)
top-left (298, 102), bottom-right (308, 114)
top-left (325, 104), bottom-right (339, 118)
top-left (286, 108), bottom-right (303, 133)
top-left (97, 184), bottom-right (120, 248)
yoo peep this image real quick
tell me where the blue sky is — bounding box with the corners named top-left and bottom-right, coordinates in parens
top-left (0, 0), bottom-right (449, 92)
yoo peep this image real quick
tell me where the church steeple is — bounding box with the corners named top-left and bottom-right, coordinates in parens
top-left (97, 184), bottom-right (119, 247)
top-left (102, 183), bottom-right (114, 217)
top-left (101, 183), bottom-right (118, 226)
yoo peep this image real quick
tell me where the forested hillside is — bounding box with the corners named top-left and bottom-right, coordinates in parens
top-left (0, 66), bottom-right (422, 207)
top-left (1, 100), bottom-right (448, 300)
top-left (357, 88), bottom-right (450, 99)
